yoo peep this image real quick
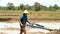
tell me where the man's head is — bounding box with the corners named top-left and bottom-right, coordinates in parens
top-left (23, 10), bottom-right (29, 16)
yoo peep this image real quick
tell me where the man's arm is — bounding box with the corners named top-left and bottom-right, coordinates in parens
top-left (19, 20), bottom-right (23, 26)
top-left (19, 16), bottom-right (24, 26)
top-left (27, 20), bottom-right (31, 24)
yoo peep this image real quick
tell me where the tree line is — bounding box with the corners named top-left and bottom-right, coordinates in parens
top-left (0, 2), bottom-right (60, 11)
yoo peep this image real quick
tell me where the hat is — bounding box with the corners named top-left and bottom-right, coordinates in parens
top-left (23, 10), bottom-right (29, 13)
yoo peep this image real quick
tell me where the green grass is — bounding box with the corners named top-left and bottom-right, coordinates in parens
top-left (0, 10), bottom-right (60, 19)
top-left (49, 14), bottom-right (60, 17)
top-left (0, 10), bottom-right (21, 12)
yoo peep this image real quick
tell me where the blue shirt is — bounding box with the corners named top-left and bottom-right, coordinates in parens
top-left (20, 15), bottom-right (27, 25)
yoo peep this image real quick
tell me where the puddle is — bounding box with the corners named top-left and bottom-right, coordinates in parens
top-left (0, 22), bottom-right (60, 34)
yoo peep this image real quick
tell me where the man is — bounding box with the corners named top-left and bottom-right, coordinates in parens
top-left (19, 10), bottom-right (30, 34)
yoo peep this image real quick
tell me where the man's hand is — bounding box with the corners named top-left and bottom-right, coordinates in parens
top-left (19, 20), bottom-right (24, 26)
top-left (20, 23), bottom-right (23, 26)
top-left (27, 20), bottom-right (31, 24)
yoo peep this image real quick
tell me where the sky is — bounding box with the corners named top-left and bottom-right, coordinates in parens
top-left (0, 0), bottom-right (60, 7)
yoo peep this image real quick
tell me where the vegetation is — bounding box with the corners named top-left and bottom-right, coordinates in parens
top-left (0, 2), bottom-right (60, 11)
top-left (0, 2), bottom-right (60, 20)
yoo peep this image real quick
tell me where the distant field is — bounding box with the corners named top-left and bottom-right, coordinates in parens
top-left (0, 10), bottom-right (60, 20)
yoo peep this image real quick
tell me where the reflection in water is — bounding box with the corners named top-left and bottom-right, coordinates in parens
top-left (0, 22), bottom-right (60, 34)
top-left (36, 23), bottom-right (60, 29)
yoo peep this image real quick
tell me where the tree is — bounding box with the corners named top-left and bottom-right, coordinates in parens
top-left (0, 6), bottom-right (3, 10)
top-left (0, 6), bottom-right (7, 10)
top-left (53, 4), bottom-right (58, 9)
top-left (49, 6), bottom-right (53, 11)
top-left (39, 5), bottom-right (48, 11)
top-left (7, 3), bottom-right (15, 10)
top-left (19, 4), bottom-right (24, 10)
top-left (24, 4), bottom-right (33, 10)
top-left (53, 4), bottom-right (58, 11)
top-left (34, 2), bottom-right (40, 11)
top-left (24, 4), bottom-right (29, 10)
top-left (28, 6), bottom-right (34, 10)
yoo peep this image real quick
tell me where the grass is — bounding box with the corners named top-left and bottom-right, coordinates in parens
top-left (49, 14), bottom-right (60, 17)
top-left (0, 10), bottom-right (60, 20)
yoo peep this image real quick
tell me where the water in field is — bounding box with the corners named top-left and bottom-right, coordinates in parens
top-left (0, 22), bottom-right (60, 34)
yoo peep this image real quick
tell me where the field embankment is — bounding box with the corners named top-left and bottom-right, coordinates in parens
top-left (0, 10), bottom-right (60, 22)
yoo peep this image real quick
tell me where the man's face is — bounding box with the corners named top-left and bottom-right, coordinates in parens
top-left (25, 13), bottom-right (27, 15)
top-left (23, 13), bottom-right (27, 16)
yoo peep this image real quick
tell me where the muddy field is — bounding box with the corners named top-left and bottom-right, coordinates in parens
top-left (0, 22), bottom-right (60, 34)
top-left (0, 11), bottom-right (60, 20)
top-left (0, 11), bottom-right (60, 34)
